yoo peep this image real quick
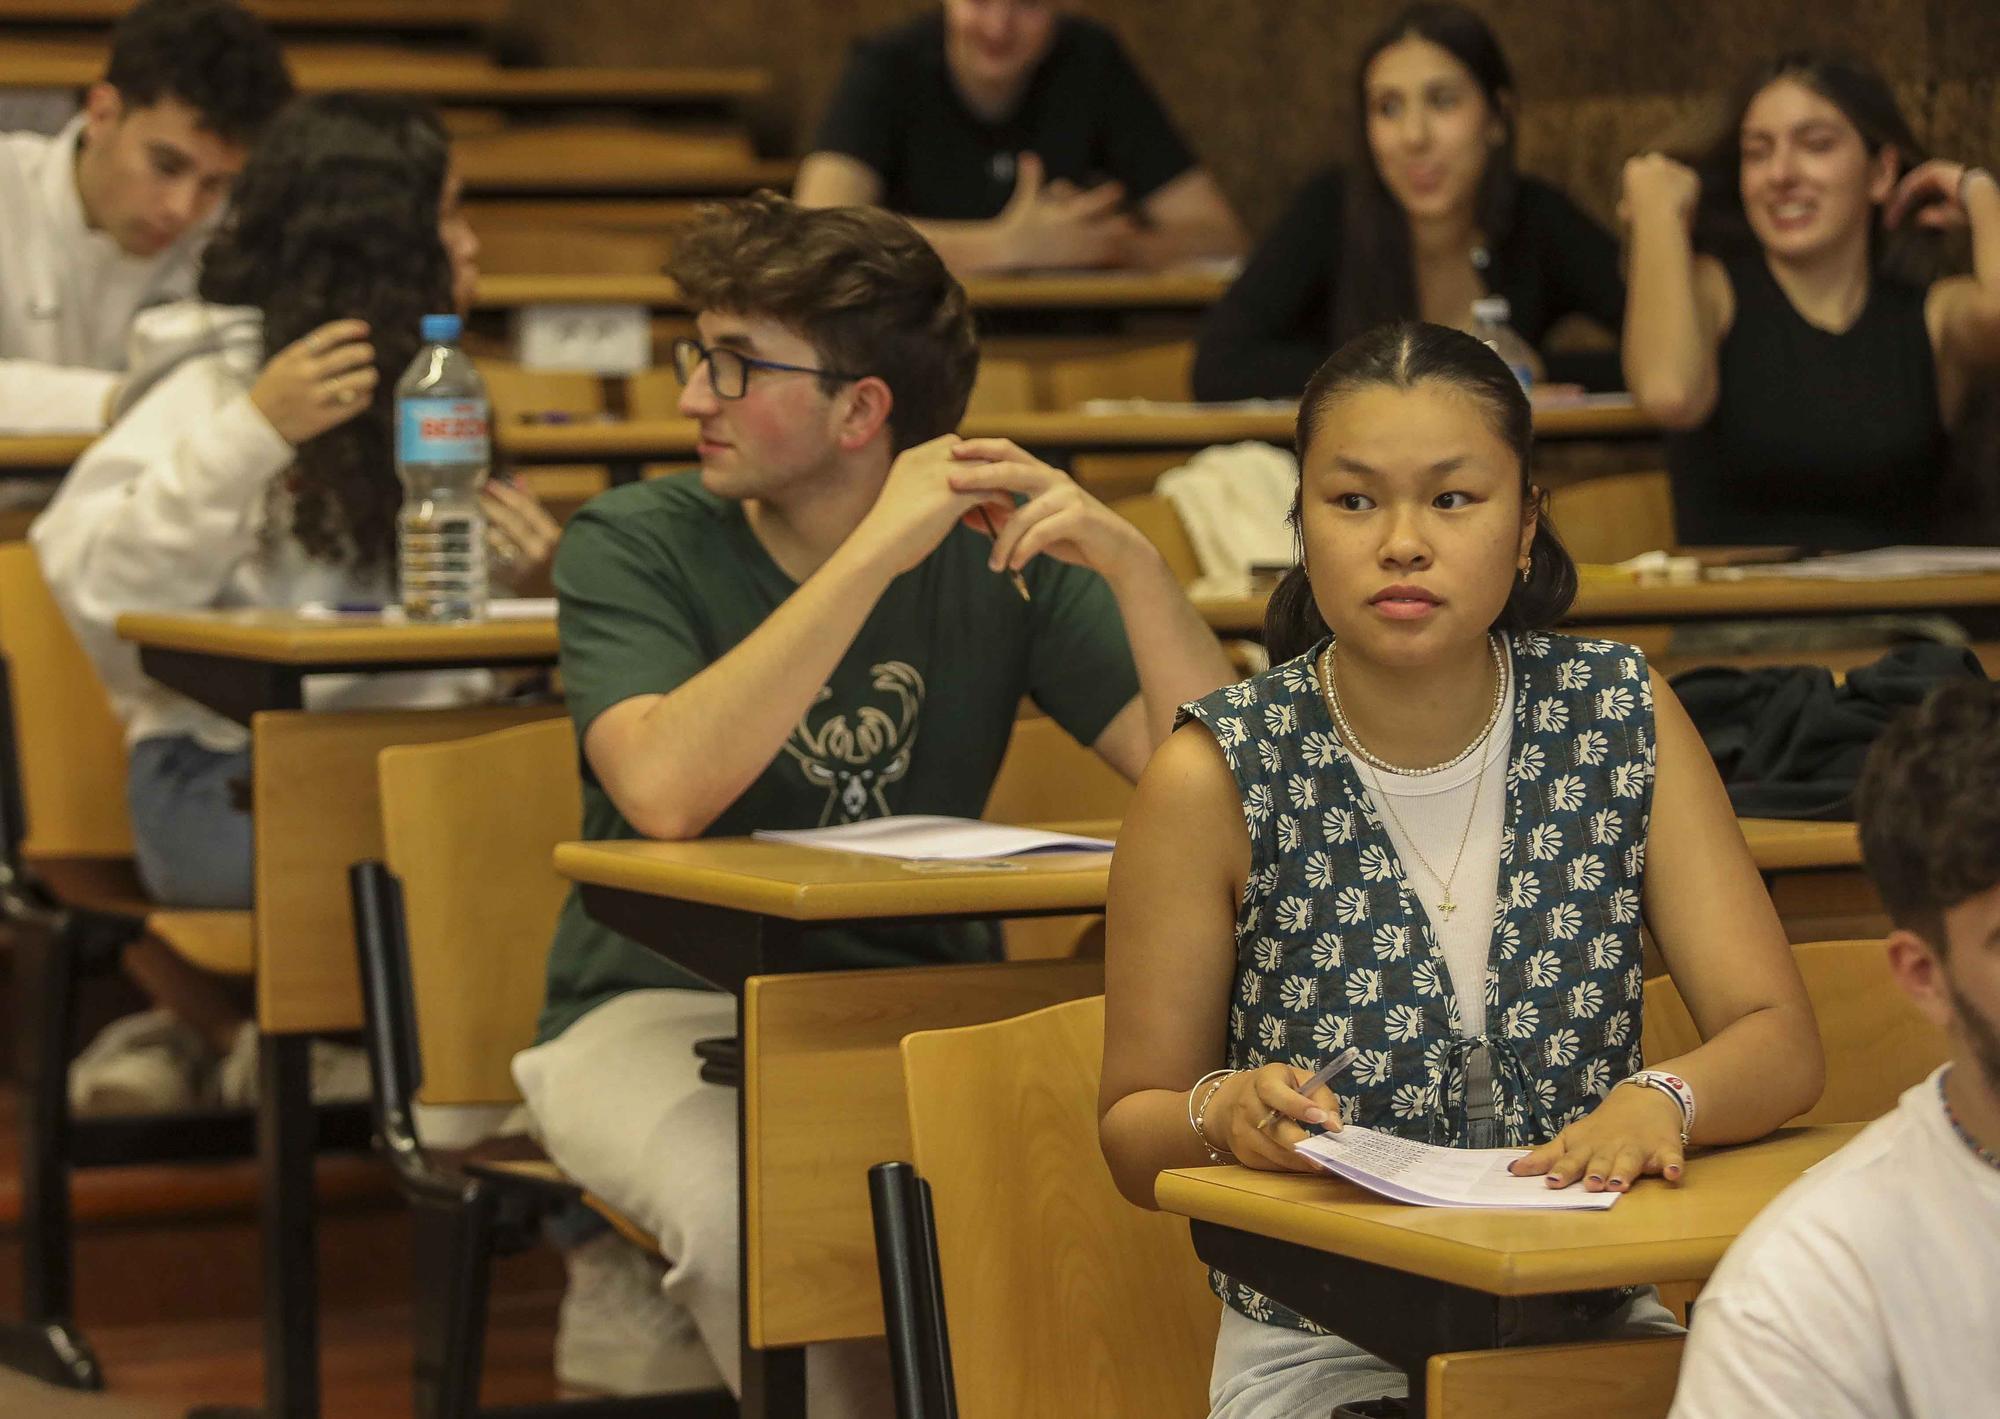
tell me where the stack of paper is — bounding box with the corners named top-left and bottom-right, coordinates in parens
top-left (1295, 1127), bottom-right (1620, 1210)
top-left (752, 815), bottom-right (1114, 862)
top-left (1709, 547), bottom-right (2000, 581)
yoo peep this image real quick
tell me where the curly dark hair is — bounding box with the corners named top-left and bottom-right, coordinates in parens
top-left (1856, 681), bottom-right (2000, 955)
top-left (199, 93), bottom-right (455, 574)
top-left (667, 192), bottom-right (978, 453)
top-left (105, 0), bottom-right (294, 146)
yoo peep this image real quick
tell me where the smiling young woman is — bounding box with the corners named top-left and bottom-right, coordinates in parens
top-left (1099, 322), bottom-right (1823, 1419)
top-left (1622, 50), bottom-right (2000, 550)
top-left (1191, 2), bottom-right (1626, 402)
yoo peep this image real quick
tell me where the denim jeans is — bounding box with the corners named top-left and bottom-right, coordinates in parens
top-left (126, 735), bottom-right (253, 909)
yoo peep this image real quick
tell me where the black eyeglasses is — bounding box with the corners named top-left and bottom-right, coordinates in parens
top-left (669, 336), bottom-right (863, 400)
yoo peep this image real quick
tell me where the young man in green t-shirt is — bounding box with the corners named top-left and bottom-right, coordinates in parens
top-left (513, 193), bottom-right (1235, 1406)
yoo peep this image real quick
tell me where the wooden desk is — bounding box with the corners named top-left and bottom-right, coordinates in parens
top-left (112, 610), bottom-right (565, 1419)
top-left (0, 0), bottom-right (503, 28)
top-left (0, 433), bottom-right (89, 476)
top-left (0, 38), bottom-right (769, 107)
top-left (454, 128), bottom-right (793, 195)
top-left (475, 269), bottom-right (1234, 314)
top-left (1158, 1123), bottom-right (1857, 1410)
top-left (498, 402), bottom-right (1652, 485)
top-left (555, 834), bottom-right (1121, 1419)
top-left (553, 836), bottom-right (1114, 996)
top-left (1194, 570), bottom-right (2000, 637)
top-left (115, 608), bottom-right (558, 726)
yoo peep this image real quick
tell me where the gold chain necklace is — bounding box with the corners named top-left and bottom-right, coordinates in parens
top-left (1316, 638), bottom-right (1507, 920)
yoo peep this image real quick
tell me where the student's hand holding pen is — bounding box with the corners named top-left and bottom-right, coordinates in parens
top-left (945, 438), bottom-right (1155, 586)
top-left (1196, 1059), bottom-right (1348, 1174)
top-left (848, 433), bottom-right (1003, 578)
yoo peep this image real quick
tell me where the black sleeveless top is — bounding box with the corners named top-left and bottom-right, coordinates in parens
top-left (1666, 255), bottom-right (1946, 550)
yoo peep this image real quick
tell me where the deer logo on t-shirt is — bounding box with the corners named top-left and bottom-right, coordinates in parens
top-left (781, 661), bottom-right (926, 824)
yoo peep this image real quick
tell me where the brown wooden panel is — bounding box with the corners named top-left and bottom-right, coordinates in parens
top-left (1426, 1336), bottom-right (1684, 1419)
top-left (743, 959), bottom-right (1103, 1348)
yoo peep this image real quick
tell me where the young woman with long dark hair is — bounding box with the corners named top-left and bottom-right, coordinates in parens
top-left (34, 93), bottom-right (559, 1112)
top-left (1100, 322), bottom-right (1823, 1417)
top-left (1192, 3), bottom-right (1625, 402)
top-left (1624, 50), bottom-right (2000, 550)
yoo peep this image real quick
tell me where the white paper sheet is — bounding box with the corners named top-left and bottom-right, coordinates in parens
top-left (1294, 1126), bottom-right (1620, 1210)
top-left (752, 815), bottom-right (1114, 862)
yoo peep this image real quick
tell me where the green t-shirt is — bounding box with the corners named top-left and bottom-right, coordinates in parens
top-left (537, 471), bottom-right (1140, 1041)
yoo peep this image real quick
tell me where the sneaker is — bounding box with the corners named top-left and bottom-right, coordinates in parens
top-left (214, 1022), bottom-right (374, 1109)
top-left (555, 1231), bottom-right (725, 1396)
top-left (68, 1009), bottom-right (211, 1116)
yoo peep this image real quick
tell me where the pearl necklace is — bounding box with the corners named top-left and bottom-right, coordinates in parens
top-left (1317, 634), bottom-right (1508, 778)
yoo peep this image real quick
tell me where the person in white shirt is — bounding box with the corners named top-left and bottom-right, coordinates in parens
top-left (1670, 679), bottom-right (2000, 1419)
top-left (0, 0), bottom-right (292, 433)
top-left (32, 93), bottom-right (559, 1115)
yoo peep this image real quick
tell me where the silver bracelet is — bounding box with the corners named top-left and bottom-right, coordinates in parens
top-left (1621, 1069), bottom-right (1695, 1148)
top-left (1188, 1068), bottom-right (1238, 1163)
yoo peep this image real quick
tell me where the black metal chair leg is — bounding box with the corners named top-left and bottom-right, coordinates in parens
top-left (259, 1032), bottom-right (320, 1419)
top-left (410, 1185), bottom-right (496, 1419)
top-left (868, 1162), bottom-right (955, 1419)
top-left (2, 917), bottom-right (102, 1389)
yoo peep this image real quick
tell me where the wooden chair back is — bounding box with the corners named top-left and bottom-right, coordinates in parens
top-left (377, 717), bottom-right (581, 1106)
top-left (623, 365), bottom-right (683, 421)
top-left (901, 994), bottom-right (1219, 1419)
top-left (0, 542), bottom-right (133, 859)
top-left (252, 704), bottom-right (564, 1034)
top-left (742, 959), bottom-right (1104, 1352)
top-left (984, 708), bottom-right (1133, 826)
top-left (1110, 492), bottom-right (1202, 585)
top-left (1426, 1336), bottom-right (1685, 1419)
top-left (472, 225), bottom-right (673, 277)
top-left (1643, 938), bottom-right (1948, 1125)
top-left (1546, 471), bottom-right (1676, 565)
top-left (963, 356), bottom-right (1040, 417)
top-left (474, 358), bottom-right (605, 426)
top-left (1042, 341), bottom-right (1194, 408)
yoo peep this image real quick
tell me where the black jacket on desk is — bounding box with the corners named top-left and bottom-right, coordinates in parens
top-left (1193, 169), bottom-right (1626, 401)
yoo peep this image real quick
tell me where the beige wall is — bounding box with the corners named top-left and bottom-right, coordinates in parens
top-left (509, 0), bottom-right (1998, 235)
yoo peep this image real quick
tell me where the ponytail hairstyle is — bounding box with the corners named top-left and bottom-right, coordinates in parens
top-left (1265, 321), bottom-right (1577, 664)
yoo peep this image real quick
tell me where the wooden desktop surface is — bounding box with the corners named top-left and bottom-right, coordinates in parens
top-left (0, 433), bottom-right (89, 472)
top-left (556, 817), bottom-right (1849, 924)
top-left (553, 834), bottom-right (1119, 923)
top-left (0, 39), bottom-right (769, 104)
top-left (498, 401), bottom-right (1649, 465)
top-left (1158, 1122), bottom-right (1857, 1297)
top-left (1195, 571), bottom-right (2000, 635)
top-left (475, 269), bottom-right (1235, 312)
top-left (0, 0), bottom-right (503, 26)
top-left (114, 608), bottom-right (558, 667)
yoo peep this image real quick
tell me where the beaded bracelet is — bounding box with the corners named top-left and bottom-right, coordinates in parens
top-left (1187, 1068), bottom-right (1238, 1163)
top-left (1621, 1069), bottom-right (1695, 1148)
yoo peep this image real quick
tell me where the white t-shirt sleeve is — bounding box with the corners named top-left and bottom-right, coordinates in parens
top-left (1670, 1281), bottom-right (1898, 1419)
top-left (0, 357), bottom-right (119, 433)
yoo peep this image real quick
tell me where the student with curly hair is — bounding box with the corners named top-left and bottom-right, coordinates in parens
top-left (0, 0), bottom-right (294, 433)
top-left (32, 93), bottom-right (559, 1115)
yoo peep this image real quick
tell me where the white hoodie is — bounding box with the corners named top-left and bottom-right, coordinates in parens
top-left (31, 300), bottom-right (490, 753)
top-left (0, 116), bottom-right (207, 433)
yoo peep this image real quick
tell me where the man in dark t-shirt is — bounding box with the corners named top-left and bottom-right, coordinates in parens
top-left (795, 1), bottom-right (1243, 275)
top-left (514, 194), bottom-right (1235, 1405)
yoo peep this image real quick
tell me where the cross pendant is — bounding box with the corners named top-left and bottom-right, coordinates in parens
top-left (1438, 897), bottom-right (1458, 919)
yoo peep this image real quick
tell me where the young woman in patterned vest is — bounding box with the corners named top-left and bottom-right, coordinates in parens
top-left (1099, 322), bottom-right (1826, 1417)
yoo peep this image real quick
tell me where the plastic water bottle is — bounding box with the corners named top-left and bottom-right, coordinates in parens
top-left (1470, 296), bottom-right (1535, 395)
top-left (394, 314), bottom-right (489, 622)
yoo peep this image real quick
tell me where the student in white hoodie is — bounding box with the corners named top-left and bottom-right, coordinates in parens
top-left (0, 0), bottom-right (293, 434)
top-left (32, 93), bottom-right (560, 1113)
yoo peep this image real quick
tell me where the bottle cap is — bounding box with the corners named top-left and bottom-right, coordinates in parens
top-left (1470, 296), bottom-right (1511, 324)
top-left (420, 314), bottom-right (462, 343)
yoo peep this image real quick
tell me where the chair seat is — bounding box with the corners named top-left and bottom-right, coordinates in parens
top-left (148, 910), bottom-right (254, 976)
top-left (459, 1134), bottom-right (661, 1255)
top-left (24, 856), bottom-right (255, 975)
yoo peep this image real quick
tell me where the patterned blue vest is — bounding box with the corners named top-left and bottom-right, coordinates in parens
top-left (1180, 632), bottom-right (1656, 1329)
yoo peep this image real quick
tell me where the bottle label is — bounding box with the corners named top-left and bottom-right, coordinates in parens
top-left (398, 397), bottom-right (489, 463)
